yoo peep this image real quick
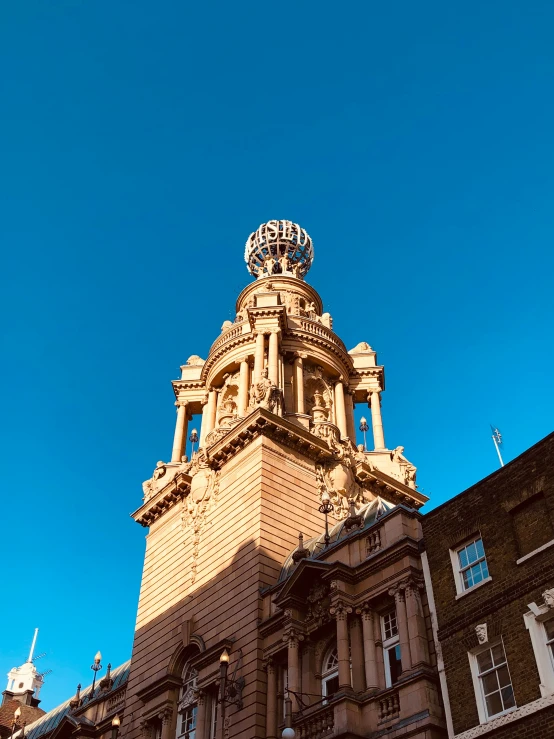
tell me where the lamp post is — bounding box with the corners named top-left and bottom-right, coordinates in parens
top-left (218, 650), bottom-right (230, 739)
top-left (318, 491), bottom-right (334, 548)
top-left (111, 715), bottom-right (121, 739)
top-left (281, 696), bottom-right (295, 738)
top-left (189, 428), bottom-right (198, 456)
top-left (359, 416), bottom-right (369, 451)
top-left (89, 651), bottom-right (102, 702)
top-left (10, 707), bottom-right (21, 739)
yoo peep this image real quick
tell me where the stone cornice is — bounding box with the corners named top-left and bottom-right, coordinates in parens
top-left (132, 471), bottom-right (192, 528)
top-left (201, 332), bottom-right (256, 381)
top-left (190, 637), bottom-right (235, 671)
top-left (206, 407), bottom-right (334, 468)
top-left (286, 328), bottom-right (352, 375)
top-left (136, 674), bottom-right (182, 704)
top-left (355, 460), bottom-right (428, 507)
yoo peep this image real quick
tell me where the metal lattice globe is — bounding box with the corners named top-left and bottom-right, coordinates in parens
top-left (244, 220), bottom-right (314, 279)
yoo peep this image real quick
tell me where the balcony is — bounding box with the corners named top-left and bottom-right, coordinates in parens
top-left (293, 703), bottom-right (334, 739)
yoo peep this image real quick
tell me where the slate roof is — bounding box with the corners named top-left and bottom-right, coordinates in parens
top-left (278, 497), bottom-right (395, 582)
top-left (22, 661), bottom-right (130, 739)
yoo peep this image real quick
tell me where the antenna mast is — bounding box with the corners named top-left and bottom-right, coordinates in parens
top-left (490, 426), bottom-right (504, 467)
top-left (27, 628), bottom-right (39, 663)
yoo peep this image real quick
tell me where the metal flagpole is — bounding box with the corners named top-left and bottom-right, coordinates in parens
top-left (490, 425), bottom-right (504, 467)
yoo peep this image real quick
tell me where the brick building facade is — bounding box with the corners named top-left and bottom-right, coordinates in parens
top-left (422, 432), bottom-right (554, 738)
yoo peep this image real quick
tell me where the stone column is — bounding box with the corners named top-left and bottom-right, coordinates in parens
top-left (373, 610), bottom-right (385, 689)
top-left (331, 601), bottom-right (353, 690)
top-left (284, 630), bottom-right (303, 712)
top-left (334, 380), bottom-right (348, 439)
top-left (238, 357), bottom-right (250, 416)
top-left (265, 659), bottom-right (277, 739)
top-left (349, 615), bottom-right (365, 692)
top-left (345, 390), bottom-right (356, 441)
top-left (254, 331), bottom-right (266, 383)
top-left (369, 389), bottom-right (385, 450)
top-left (268, 329), bottom-right (280, 386)
top-left (357, 605), bottom-right (378, 690)
top-left (199, 391), bottom-right (210, 448)
top-left (171, 401), bottom-right (189, 463)
top-left (405, 579), bottom-right (429, 667)
top-left (390, 585), bottom-right (412, 673)
top-left (160, 707), bottom-right (173, 739)
top-left (293, 355), bottom-right (305, 414)
top-left (200, 388), bottom-right (217, 448)
top-left (195, 691), bottom-right (207, 739)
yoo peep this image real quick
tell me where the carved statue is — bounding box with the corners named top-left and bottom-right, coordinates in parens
top-left (153, 461), bottom-right (166, 480)
top-left (307, 301), bottom-right (318, 320)
top-left (278, 255), bottom-right (289, 273)
top-left (221, 320), bottom-right (233, 332)
top-left (263, 254), bottom-right (276, 275)
top-left (291, 262), bottom-right (301, 278)
top-left (249, 368), bottom-right (281, 413)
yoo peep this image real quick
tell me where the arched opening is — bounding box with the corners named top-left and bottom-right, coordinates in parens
top-left (321, 646), bottom-right (339, 699)
top-left (176, 656), bottom-right (199, 739)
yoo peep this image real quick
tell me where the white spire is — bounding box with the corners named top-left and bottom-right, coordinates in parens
top-left (27, 628), bottom-right (39, 663)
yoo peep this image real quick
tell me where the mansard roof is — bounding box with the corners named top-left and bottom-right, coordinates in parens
top-left (21, 661), bottom-right (130, 739)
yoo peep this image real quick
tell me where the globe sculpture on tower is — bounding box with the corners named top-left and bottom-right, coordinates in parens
top-left (244, 219), bottom-right (314, 279)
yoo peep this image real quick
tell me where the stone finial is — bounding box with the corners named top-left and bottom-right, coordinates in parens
top-left (292, 533), bottom-right (310, 564)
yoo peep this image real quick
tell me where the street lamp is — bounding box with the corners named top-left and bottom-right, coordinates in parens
top-left (281, 696), bottom-right (295, 738)
top-left (218, 650), bottom-right (230, 739)
top-left (89, 651), bottom-right (102, 702)
top-left (318, 491), bottom-right (334, 548)
top-left (359, 416), bottom-right (369, 450)
top-left (189, 428), bottom-right (198, 456)
top-left (111, 715), bottom-right (121, 739)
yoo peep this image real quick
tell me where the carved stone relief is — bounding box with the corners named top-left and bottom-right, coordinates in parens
top-left (181, 458), bottom-right (220, 585)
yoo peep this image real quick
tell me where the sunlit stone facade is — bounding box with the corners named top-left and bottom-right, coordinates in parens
top-left (121, 220), bottom-right (446, 739)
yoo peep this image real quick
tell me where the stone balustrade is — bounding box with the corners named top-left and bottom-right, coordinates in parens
top-left (378, 690), bottom-right (400, 723)
top-left (293, 705), bottom-right (335, 739)
top-left (209, 322), bottom-right (248, 355)
top-left (297, 318), bottom-right (347, 353)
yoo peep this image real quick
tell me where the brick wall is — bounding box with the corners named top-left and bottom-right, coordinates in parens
top-left (422, 432), bottom-right (554, 736)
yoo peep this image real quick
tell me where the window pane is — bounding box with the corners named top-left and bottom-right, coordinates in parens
top-left (501, 685), bottom-right (515, 709)
top-left (497, 665), bottom-right (511, 688)
top-left (388, 645), bottom-right (402, 685)
top-left (324, 675), bottom-right (339, 697)
top-left (466, 542), bottom-right (477, 564)
top-left (476, 538), bottom-right (485, 558)
top-left (477, 650), bottom-right (493, 673)
top-left (482, 672), bottom-right (498, 695)
top-left (481, 560), bottom-right (489, 579)
top-left (458, 548), bottom-right (468, 568)
top-left (471, 563), bottom-right (484, 586)
top-left (463, 568), bottom-right (473, 590)
top-left (491, 643), bottom-right (505, 666)
top-left (485, 691), bottom-right (503, 717)
top-left (545, 620), bottom-right (554, 641)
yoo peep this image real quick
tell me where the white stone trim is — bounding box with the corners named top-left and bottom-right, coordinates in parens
top-left (421, 551), bottom-right (455, 738)
top-left (524, 606), bottom-right (554, 697)
top-left (455, 576), bottom-right (492, 600)
top-left (453, 693), bottom-right (554, 738)
top-left (467, 638), bottom-right (516, 725)
top-left (516, 538), bottom-right (554, 565)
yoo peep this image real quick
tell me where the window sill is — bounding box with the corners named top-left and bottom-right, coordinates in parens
top-left (482, 705), bottom-right (518, 724)
top-left (455, 576), bottom-right (492, 599)
top-left (516, 538), bottom-right (554, 565)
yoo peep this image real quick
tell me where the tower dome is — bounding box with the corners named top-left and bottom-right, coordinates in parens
top-left (244, 220), bottom-right (314, 279)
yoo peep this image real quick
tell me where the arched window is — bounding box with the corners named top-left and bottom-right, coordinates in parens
top-left (177, 660), bottom-right (198, 739)
top-left (321, 647), bottom-right (339, 699)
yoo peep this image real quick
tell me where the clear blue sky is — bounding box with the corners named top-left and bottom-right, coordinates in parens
top-left (1, 0), bottom-right (552, 711)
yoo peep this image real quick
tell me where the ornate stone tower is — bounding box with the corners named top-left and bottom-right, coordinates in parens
top-left (123, 221), bottom-right (437, 739)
